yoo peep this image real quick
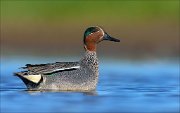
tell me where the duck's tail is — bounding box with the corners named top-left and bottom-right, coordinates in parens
top-left (14, 72), bottom-right (43, 90)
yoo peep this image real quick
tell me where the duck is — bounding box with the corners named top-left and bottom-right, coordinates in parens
top-left (14, 26), bottom-right (120, 91)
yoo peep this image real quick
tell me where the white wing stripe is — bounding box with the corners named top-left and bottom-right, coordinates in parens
top-left (44, 66), bottom-right (80, 74)
top-left (53, 66), bottom-right (80, 71)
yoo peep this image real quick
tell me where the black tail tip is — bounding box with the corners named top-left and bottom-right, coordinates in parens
top-left (13, 72), bottom-right (18, 76)
top-left (13, 72), bottom-right (22, 76)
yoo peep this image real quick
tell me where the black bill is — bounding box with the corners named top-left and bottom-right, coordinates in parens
top-left (103, 33), bottom-right (120, 42)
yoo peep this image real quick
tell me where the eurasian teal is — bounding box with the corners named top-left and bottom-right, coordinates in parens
top-left (15, 26), bottom-right (120, 91)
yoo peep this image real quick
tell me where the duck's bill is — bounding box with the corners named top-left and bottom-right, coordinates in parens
top-left (103, 33), bottom-right (120, 42)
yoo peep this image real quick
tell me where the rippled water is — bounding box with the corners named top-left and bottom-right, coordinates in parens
top-left (0, 58), bottom-right (179, 113)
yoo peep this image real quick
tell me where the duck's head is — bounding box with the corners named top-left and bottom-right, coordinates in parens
top-left (83, 26), bottom-right (120, 51)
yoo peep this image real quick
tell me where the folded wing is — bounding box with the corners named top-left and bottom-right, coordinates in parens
top-left (14, 62), bottom-right (80, 84)
top-left (24, 62), bottom-right (80, 74)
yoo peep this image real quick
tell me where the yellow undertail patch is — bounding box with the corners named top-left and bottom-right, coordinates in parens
top-left (24, 75), bottom-right (42, 83)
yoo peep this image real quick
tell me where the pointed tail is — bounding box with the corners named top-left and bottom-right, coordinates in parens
top-left (14, 72), bottom-right (43, 90)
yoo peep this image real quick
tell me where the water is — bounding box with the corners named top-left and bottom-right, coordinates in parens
top-left (0, 58), bottom-right (179, 113)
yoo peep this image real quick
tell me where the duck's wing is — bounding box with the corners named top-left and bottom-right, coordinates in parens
top-left (14, 62), bottom-right (80, 85)
top-left (21, 61), bottom-right (80, 75)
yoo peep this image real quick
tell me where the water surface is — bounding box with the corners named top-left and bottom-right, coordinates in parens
top-left (0, 58), bottom-right (179, 113)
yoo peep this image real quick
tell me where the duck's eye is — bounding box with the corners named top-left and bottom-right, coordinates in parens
top-left (84, 27), bottom-right (99, 38)
top-left (89, 32), bottom-right (93, 35)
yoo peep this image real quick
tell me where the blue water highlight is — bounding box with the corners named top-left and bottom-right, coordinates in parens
top-left (0, 57), bottom-right (179, 113)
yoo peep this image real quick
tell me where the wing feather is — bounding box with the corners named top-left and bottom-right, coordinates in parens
top-left (21, 62), bottom-right (80, 75)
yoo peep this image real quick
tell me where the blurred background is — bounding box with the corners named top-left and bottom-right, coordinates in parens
top-left (1, 1), bottom-right (179, 113)
top-left (1, 0), bottom-right (179, 60)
